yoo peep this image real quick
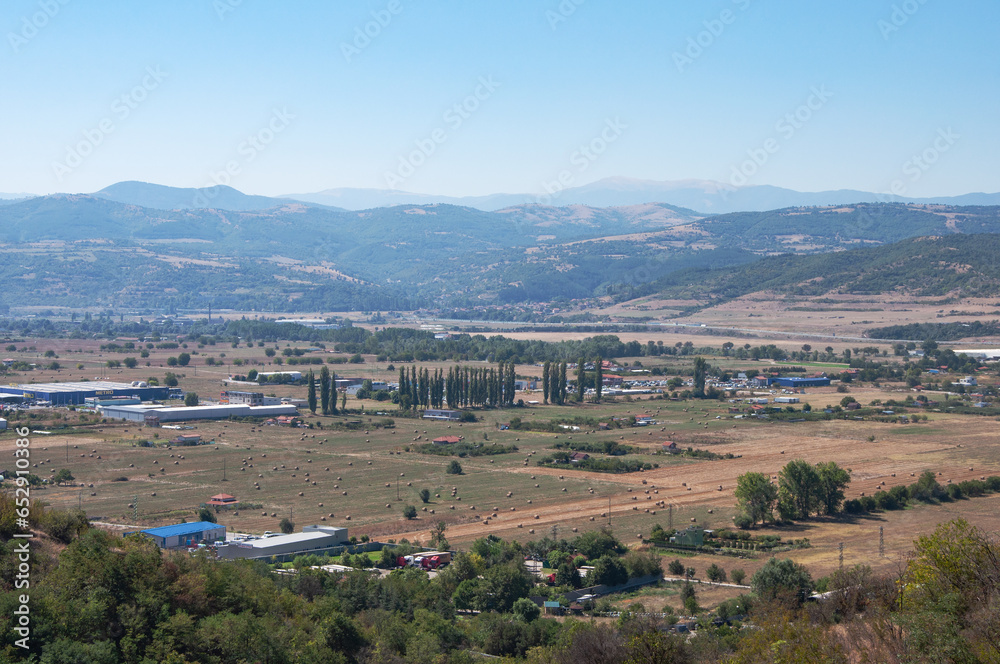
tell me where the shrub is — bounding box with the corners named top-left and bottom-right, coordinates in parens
top-left (706, 563), bottom-right (727, 583)
top-left (731, 568), bottom-right (746, 585)
top-left (279, 518), bottom-right (295, 534)
top-left (446, 460), bottom-right (463, 475)
top-left (403, 505), bottom-right (417, 519)
top-left (419, 489), bottom-right (430, 503)
top-left (667, 559), bottom-right (685, 576)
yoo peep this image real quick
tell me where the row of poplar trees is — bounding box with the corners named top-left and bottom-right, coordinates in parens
top-left (306, 366), bottom-right (340, 415)
top-left (541, 357), bottom-right (604, 405)
top-left (398, 362), bottom-right (518, 410)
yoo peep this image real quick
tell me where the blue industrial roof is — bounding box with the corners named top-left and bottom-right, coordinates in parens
top-left (140, 521), bottom-right (223, 538)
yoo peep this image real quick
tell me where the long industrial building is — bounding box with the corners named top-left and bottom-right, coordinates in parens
top-left (0, 381), bottom-right (169, 406)
top-left (101, 403), bottom-right (298, 424)
top-left (215, 525), bottom-right (349, 560)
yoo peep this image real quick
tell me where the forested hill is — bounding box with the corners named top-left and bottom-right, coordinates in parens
top-left (638, 233), bottom-right (1000, 302)
top-left (693, 203), bottom-right (1000, 253)
top-left (2, 194), bottom-right (1000, 311)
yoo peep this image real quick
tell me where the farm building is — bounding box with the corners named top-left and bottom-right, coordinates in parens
top-left (432, 436), bottom-right (462, 445)
top-left (215, 525), bottom-right (349, 560)
top-left (423, 409), bottom-right (462, 421)
top-left (0, 381), bottom-right (169, 406)
top-left (768, 376), bottom-right (831, 388)
top-left (670, 526), bottom-right (705, 548)
top-left (0, 418), bottom-right (6, 431)
top-left (129, 521), bottom-right (226, 548)
top-left (101, 403), bottom-right (298, 423)
top-left (774, 396), bottom-right (800, 404)
top-left (206, 493), bottom-right (239, 507)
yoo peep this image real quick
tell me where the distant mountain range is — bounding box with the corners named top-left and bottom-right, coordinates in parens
top-left (6, 178), bottom-right (998, 214)
top-left (281, 177), bottom-right (1000, 214)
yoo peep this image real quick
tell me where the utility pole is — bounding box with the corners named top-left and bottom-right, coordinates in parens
top-left (608, 496), bottom-right (612, 528)
top-left (668, 504), bottom-right (673, 530)
top-left (222, 459), bottom-right (226, 482)
top-left (133, 495), bottom-right (138, 521)
top-left (839, 542), bottom-right (844, 569)
top-left (879, 526), bottom-right (885, 558)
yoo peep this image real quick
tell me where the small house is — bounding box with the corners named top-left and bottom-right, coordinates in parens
top-left (432, 436), bottom-right (462, 445)
top-left (207, 493), bottom-right (239, 507)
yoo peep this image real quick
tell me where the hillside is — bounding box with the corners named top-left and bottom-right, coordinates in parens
top-left (637, 234), bottom-right (1000, 304)
top-left (1, 195), bottom-right (1000, 311)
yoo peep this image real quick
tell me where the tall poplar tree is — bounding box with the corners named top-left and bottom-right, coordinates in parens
top-left (320, 366), bottom-right (331, 415)
top-left (542, 361), bottom-right (551, 405)
top-left (306, 369), bottom-right (317, 414)
top-left (595, 357), bottom-right (604, 402)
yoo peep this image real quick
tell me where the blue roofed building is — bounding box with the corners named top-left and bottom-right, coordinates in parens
top-left (129, 521), bottom-right (226, 548)
top-left (768, 376), bottom-right (831, 389)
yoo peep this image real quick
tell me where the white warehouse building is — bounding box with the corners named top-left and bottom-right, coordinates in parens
top-left (101, 403), bottom-right (298, 423)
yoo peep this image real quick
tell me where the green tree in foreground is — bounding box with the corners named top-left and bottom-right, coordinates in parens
top-left (778, 458), bottom-right (820, 519)
top-left (403, 505), bottom-right (417, 519)
top-left (279, 518), bottom-right (295, 534)
top-left (735, 471), bottom-right (778, 526)
top-left (446, 460), bottom-right (463, 475)
top-left (197, 507), bottom-right (216, 524)
top-left (751, 557), bottom-right (814, 605)
top-left (184, 392), bottom-right (199, 407)
top-left (816, 461), bottom-right (851, 515)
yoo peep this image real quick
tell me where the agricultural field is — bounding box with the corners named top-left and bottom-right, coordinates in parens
top-left (2, 328), bottom-right (999, 588)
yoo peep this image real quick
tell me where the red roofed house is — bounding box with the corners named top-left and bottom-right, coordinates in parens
top-left (432, 436), bottom-right (463, 445)
top-left (662, 442), bottom-right (679, 454)
top-left (569, 452), bottom-right (590, 463)
top-left (207, 493), bottom-right (238, 507)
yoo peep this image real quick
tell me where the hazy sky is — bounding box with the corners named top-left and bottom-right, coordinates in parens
top-left (2, 0), bottom-right (996, 197)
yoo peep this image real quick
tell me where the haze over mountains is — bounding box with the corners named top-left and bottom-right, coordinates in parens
top-left (8, 179), bottom-right (1000, 214)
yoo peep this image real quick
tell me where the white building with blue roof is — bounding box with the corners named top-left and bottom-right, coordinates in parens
top-left (129, 521), bottom-right (226, 548)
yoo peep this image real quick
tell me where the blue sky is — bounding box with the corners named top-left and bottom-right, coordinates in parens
top-left (2, 0), bottom-right (996, 197)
